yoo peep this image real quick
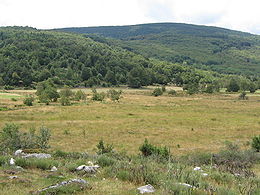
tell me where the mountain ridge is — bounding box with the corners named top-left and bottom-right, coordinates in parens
top-left (55, 22), bottom-right (260, 76)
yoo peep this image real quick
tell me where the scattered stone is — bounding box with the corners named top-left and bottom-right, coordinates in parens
top-left (137, 184), bottom-right (155, 194)
top-left (22, 153), bottom-right (51, 159)
top-left (202, 173), bottom-right (208, 176)
top-left (76, 165), bottom-right (100, 174)
top-left (9, 158), bottom-right (15, 165)
top-left (14, 149), bottom-right (51, 159)
top-left (178, 183), bottom-right (195, 188)
top-left (8, 176), bottom-right (18, 179)
top-left (16, 166), bottom-right (24, 170)
top-left (193, 167), bottom-right (201, 171)
top-left (34, 178), bottom-right (87, 194)
top-left (14, 149), bottom-right (23, 156)
top-left (50, 166), bottom-right (58, 172)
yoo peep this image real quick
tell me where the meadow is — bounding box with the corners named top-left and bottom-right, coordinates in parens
top-left (0, 87), bottom-right (259, 154)
top-left (0, 87), bottom-right (260, 194)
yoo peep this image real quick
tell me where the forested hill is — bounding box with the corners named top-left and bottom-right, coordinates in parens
top-left (0, 26), bottom-right (223, 89)
top-left (56, 23), bottom-right (260, 76)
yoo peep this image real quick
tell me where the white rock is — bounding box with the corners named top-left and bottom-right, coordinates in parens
top-left (76, 165), bottom-right (86, 171)
top-left (9, 158), bottom-right (15, 165)
top-left (137, 184), bottom-right (155, 194)
top-left (202, 173), bottom-right (208, 176)
top-left (51, 166), bottom-right (58, 172)
top-left (36, 179), bottom-right (88, 193)
top-left (76, 165), bottom-right (100, 173)
top-left (178, 183), bottom-right (195, 188)
top-left (193, 167), bottom-right (201, 171)
top-left (14, 149), bottom-right (23, 156)
top-left (22, 153), bottom-right (51, 159)
top-left (8, 176), bottom-right (18, 179)
top-left (16, 166), bottom-right (23, 170)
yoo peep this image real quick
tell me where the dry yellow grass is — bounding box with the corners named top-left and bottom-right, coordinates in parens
top-left (0, 88), bottom-right (260, 155)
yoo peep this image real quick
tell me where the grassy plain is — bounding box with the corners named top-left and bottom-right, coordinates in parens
top-left (0, 87), bottom-right (259, 155)
top-left (0, 87), bottom-right (260, 194)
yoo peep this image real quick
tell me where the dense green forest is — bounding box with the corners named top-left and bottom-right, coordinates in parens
top-left (57, 23), bottom-right (260, 76)
top-left (0, 26), bottom-right (259, 92)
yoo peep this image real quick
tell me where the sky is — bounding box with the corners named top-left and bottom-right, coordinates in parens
top-left (0, 0), bottom-right (260, 34)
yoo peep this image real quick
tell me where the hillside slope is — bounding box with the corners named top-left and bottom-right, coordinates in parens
top-left (0, 27), bottom-right (220, 88)
top-left (56, 23), bottom-right (260, 76)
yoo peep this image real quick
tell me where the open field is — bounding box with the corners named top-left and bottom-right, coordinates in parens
top-left (0, 87), bottom-right (259, 155)
top-left (0, 87), bottom-right (260, 194)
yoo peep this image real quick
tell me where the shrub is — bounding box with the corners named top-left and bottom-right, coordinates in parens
top-left (36, 80), bottom-right (59, 103)
top-left (59, 88), bottom-right (74, 98)
top-left (162, 86), bottom-right (166, 92)
top-left (60, 96), bottom-right (71, 106)
top-left (74, 90), bottom-right (86, 101)
top-left (107, 89), bottom-right (122, 101)
top-left (227, 79), bottom-right (240, 92)
top-left (252, 135), bottom-right (260, 152)
top-left (0, 156), bottom-right (9, 166)
top-left (183, 83), bottom-right (199, 95)
top-left (239, 91), bottom-right (248, 100)
top-left (152, 88), bottom-right (163, 97)
top-left (168, 89), bottom-right (177, 95)
top-left (38, 93), bottom-right (50, 105)
top-left (92, 88), bottom-right (106, 101)
top-left (181, 152), bottom-right (212, 166)
top-left (96, 139), bottom-right (114, 155)
top-left (139, 139), bottom-right (170, 159)
top-left (37, 126), bottom-right (51, 149)
top-left (11, 98), bottom-right (17, 101)
top-left (0, 123), bottom-right (51, 153)
top-left (97, 155), bottom-right (116, 167)
top-left (213, 142), bottom-right (258, 176)
top-left (4, 85), bottom-right (14, 90)
top-left (23, 96), bottom-right (34, 106)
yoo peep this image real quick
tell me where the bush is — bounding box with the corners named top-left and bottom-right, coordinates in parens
top-left (107, 89), bottom-right (122, 101)
top-left (92, 88), bottom-right (106, 101)
top-left (252, 135), bottom-right (260, 152)
top-left (0, 123), bottom-right (51, 153)
top-left (162, 86), bottom-right (166, 92)
top-left (152, 88), bottom-right (163, 97)
top-left (213, 142), bottom-right (258, 176)
top-left (4, 85), bottom-right (14, 90)
top-left (227, 79), bottom-right (240, 92)
top-left (181, 152), bottom-right (212, 166)
top-left (38, 93), bottom-right (50, 105)
top-left (97, 155), bottom-right (116, 167)
top-left (168, 89), bottom-right (177, 95)
top-left (96, 139), bottom-right (114, 155)
top-left (238, 91), bottom-right (248, 100)
top-left (74, 90), bottom-right (86, 101)
top-left (23, 96), bottom-right (34, 106)
top-left (59, 88), bottom-right (74, 98)
top-left (185, 83), bottom-right (199, 95)
top-left (11, 98), bottom-right (17, 101)
top-left (139, 139), bottom-right (170, 159)
top-left (60, 96), bottom-right (71, 106)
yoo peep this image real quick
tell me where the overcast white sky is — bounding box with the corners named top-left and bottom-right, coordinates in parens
top-left (0, 0), bottom-right (260, 34)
